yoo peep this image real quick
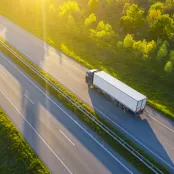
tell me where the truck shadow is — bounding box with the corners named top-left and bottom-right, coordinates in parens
top-left (0, 55), bottom-right (136, 174)
top-left (88, 87), bottom-right (174, 172)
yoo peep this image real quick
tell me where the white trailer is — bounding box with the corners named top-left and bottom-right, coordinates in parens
top-left (85, 70), bottom-right (147, 114)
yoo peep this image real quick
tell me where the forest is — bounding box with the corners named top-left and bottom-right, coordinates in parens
top-left (0, 0), bottom-right (174, 119)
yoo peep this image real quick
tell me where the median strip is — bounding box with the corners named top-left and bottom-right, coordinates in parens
top-left (0, 38), bottom-right (169, 173)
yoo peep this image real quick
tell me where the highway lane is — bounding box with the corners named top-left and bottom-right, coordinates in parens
top-left (0, 15), bottom-right (174, 172)
top-left (0, 53), bottom-right (138, 174)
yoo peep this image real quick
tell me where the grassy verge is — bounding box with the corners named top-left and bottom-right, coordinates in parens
top-left (0, 108), bottom-right (50, 174)
top-left (0, 39), bottom-right (169, 173)
top-left (0, 0), bottom-right (173, 119)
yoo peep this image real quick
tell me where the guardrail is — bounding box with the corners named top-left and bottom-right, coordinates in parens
top-left (0, 40), bottom-right (164, 174)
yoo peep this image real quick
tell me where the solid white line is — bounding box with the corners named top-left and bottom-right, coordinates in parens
top-left (59, 130), bottom-right (75, 146)
top-left (0, 88), bottom-right (73, 174)
top-left (146, 114), bottom-right (174, 133)
top-left (0, 53), bottom-right (133, 174)
top-left (1, 16), bottom-right (174, 170)
top-left (164, 141), bottom-right (174, 150)
top-left (24, 94), bottom-right (34, 104)
top-left (60, 85), bottom-right (174, 170)
top-left (68, 74), bottom-right (80, 83)
top-left (5, 17), bottom-right (174, 137)
top-left (62, 67), bottom-right (81, 82)
top-left (1, 18), bottom-right (86, 74)
top-left (0, 68), bottom-right (7, 76)
top-left (5, 17), bottom-right (173, 136)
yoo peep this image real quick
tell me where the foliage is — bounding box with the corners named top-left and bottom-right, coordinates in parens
top-left (121, 4), bottom-right (145, 32)
top-left (164, 61), bottom-right (173, 72)
top-left (148, 14), bottom-right (174, 40)
top-left (157, 43), bottom-right (168, 61)
top-left (58, 1), bottom-right (81, 19)
top-left (88, 0), bottom-right (99, 10)
top-left (123, 34), bottom-right (135, 48)
top-left (84, 13), bottom-right (96, 27)
top-left (90, 21), bottom-right (115, 42)
top-left (133, 40), bottom-right (156, 58)
top-left (169, 50), bottom-right (174, 62)
top-left (0, 0), bottom-right (174, 129)
top-left (149, 2), bottom-right (164, 13)
top-left (0, 39), bottom-right (169, 174)
top-left (0, 108), bottom-right (50, 174)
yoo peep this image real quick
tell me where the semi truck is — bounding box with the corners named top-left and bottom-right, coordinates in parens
top-left (85, 69), bottom-right (147, 115)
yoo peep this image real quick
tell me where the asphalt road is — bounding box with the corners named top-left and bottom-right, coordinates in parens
top-left (0, 53), bottom-right (138, 174)
top-left (0, 15), bottom-right (174, 172)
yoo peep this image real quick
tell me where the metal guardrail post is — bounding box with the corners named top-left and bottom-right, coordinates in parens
top-left (0, 40), bottom-right (164, 174)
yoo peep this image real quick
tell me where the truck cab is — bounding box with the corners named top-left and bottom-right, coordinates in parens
top-left (85, 69), bottom-right (99, 86)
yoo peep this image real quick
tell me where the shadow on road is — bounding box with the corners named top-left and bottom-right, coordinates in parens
top-left (88, 87), bottom-right (174, 171)
top-left (0, 15), bottom-right (174, 173)
top-left (0, 56), bottom-right (126, 173)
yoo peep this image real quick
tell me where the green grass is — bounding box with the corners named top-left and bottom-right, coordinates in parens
top-left (0, 108), bottom-right (50, 174)
top-left (0, 39), bottom-right (169, 173)
top-left (0, 5), bottom-right (173, 120)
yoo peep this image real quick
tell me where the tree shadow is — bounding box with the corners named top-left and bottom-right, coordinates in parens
top-left (1, 14), bottom-right (173, 173)
top-left (88, 87), bottom-right (174, 173)
top-left (0, 54), bottom-right (139, 174)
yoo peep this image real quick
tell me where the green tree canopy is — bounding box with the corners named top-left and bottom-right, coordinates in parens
top-left (169, 50), bottom-right (174, 62)
top-left (164, 61), bottom-right (173, 73)
top-left (123, 34), bottom-right (135, 48)
top-left (90, 21), bottom-right (115, 42)
top-left (88, 0), bottom-right (99, 10)
top-left (149, 14), bottom-right (174, 40)
top-left (157, 43), bottom-right (168, 61)
top-left (149, 2), bottom-right (164, 13)
top-left (121, 4), bottom-right (145, 32)
top-left (85, 13), bottom-right (97, 27)
top-left (59, 1), bottom-right (81, 18)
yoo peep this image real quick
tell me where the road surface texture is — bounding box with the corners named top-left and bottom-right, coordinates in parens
top-left (0, 15), bottom-right (174, 172)
top-left (0, 53), bottom-right (138, 174)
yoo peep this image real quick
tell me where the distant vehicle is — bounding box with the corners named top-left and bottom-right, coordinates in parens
top-left (85, 69), bottom-right (147, 115)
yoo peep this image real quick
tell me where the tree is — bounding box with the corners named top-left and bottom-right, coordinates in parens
top-left (121, 4), bottom-right (145, 32)
top-left (157, 43), bottom-right (168, 61)
top-left (90, 21), bottom-right (115, 42)
top-left (133, 39), bottom-right (156, 58)
top-left (88, 0), bottom-right (99, 10)
top-left (149, 2), bottom-right (164, 13)
top-left (149, 14), bottom-right (174, 40)
top-left (59, 1), bottom-right (81, 19)
top-left (164, 61), bottom-right (173, 73)
top-left (85, 13), bottom-right (97, 27)
top-left (147, 9), bottom-right (161, 24)
top-left (123, 34), bottom-right (135, 48)
top-left (169, 50), bottom-right (174, 62)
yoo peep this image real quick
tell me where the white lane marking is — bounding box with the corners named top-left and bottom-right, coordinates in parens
top-left (2, 48), bottom-right (172, 170)
top-left (59, 130), bottom-right (75, 146)
top-left (68, 74), bottom-right (80, 83)
top-left (0, 88), bottom-right (73, 174)
top-left (5, 16), bottom-right (174, 137)
top-left (0, 68), bottom-right (7, 76)
top-left (164, 141), bottom-right (174, 150)
top-left (145, 113), bottom-right (174, 133)
top-left (57, 83), bottom-right (174, 170)
top-left (24, 94), bottom-right (34, 104)
top-left (1, 16), bottom-right (174, 169)
top-left (62, 67), bottom-right (81, 82)
top-left (1, 18), bottom-right (86, 74)
top-left (4, 16), bottom-right (173, 136)
top-left (0, 54), bottom-right (133, 174)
